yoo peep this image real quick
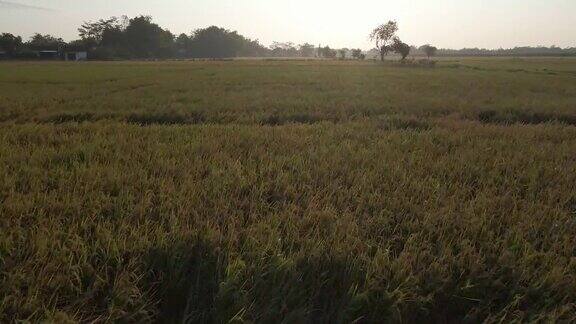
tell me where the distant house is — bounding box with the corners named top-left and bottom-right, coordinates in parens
top-left (63, 43), bottom-right (88, 61)
top-left (65, 51), bottom-right (88, 61)
top-left (37, 50), bottom-right (60, 59)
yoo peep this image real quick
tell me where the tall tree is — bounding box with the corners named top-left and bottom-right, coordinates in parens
top-left (78, 17), bottom-right (123, 45)
top-left (0, 33), bottom-right (22, 56)
top-left (370, 21), bottom-right (398, 61)
top-left (124, 16), bottom-right (174, 58)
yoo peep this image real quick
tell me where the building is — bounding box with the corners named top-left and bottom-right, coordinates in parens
top-left (65, 51), bottom-right (88, 61)
top-left (37, 50), bottom-right (60, 59)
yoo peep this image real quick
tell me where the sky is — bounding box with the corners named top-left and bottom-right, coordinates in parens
top-left (1, 0), bottom-right (575, 50)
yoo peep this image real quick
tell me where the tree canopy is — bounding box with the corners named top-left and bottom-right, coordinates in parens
top-left (27, 33), bottom-right (64, 51)
top-left (392, 37), bottom-right (411, 60)
top-left (0, 33), bottom-right (22, 55)
top-left (370, 21), bottom-right (398, 61)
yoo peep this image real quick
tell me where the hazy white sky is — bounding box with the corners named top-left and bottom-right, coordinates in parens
top-left (1, 0), bottom-right (574, 49)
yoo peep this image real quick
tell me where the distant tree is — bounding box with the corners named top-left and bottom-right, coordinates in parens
top-left (351, 48), bottom-right (365, 60)
top-left (298, 43), bottom-right (315, 57)
top-left (237, 38), bottom-right (269, 57)
top-left (369, 21), bottom-right (398, 61)
top-left (392, 37), bottom-right (410, 60)
top-left (190, 26), bottom-right (242, 58)
top-left (171, 26), bottom-right (269, 58)
top-left (78, 17), bottom-right (123, 45)
top-left (319, 46), bottom-right (336, 59)
top-left (27, 33), bottom-right (65, 51)
top-left (100, 27), bottom-right (125, 48)
top-left (124, 16), bottom-right (174, 58)
top-left (66, 39), bottom-right (88, 50)
top-left (419, 44), bottom-right (437, 59)
top-left (270, 42), bottom-right (298, 57)
top-left (338, 49), bottom-right (347, 59)
top-left (77, 28), bottom-right (120, 59)
top-left (327, 49), bottom-right (337, 58)
top-left (175, 33), bottom-right (192, 57)
top-left (0, 33), bottom-right (22, 56)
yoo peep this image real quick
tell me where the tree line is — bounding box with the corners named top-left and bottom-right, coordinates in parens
top-left (368, 20), bottom-right (576, 61)
top-left (429, 46), bottom-right (576, 57)
top-left (0, 15), bottom-right (364, 60)
top-left (1, 16), bottom-right (574, 60)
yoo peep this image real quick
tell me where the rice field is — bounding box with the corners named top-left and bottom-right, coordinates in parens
top-left (1, 58), bottom-right (575, 322)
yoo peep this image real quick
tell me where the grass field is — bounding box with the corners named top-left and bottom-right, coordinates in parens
top-left (1, 58), bottom-right (575, 322)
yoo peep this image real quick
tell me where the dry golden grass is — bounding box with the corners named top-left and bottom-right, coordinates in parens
top-left (0, 58), bottom-right (575, 322)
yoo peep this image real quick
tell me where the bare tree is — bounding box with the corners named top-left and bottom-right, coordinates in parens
top-left (369, 21), bottom-right (398, 61)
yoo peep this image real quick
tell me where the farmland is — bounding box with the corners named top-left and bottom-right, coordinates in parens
top-left (1, 58), bottom-right (575, 322)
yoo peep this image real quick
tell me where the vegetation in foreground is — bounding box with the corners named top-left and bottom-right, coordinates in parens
top-left (0, 58), bottom-right (575, 322)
